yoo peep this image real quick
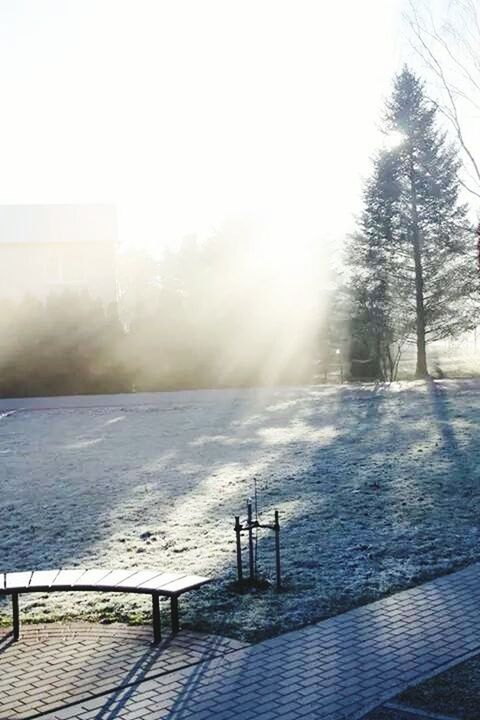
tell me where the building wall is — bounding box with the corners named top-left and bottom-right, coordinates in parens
top-left (0, 241), bottom-right (117, 304)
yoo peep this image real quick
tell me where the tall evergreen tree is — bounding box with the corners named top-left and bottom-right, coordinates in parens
top-left (349, 67), bottom-right (478, 378)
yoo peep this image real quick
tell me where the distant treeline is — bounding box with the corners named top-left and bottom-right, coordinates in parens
top-left (0, 234), bottom-right (317, 398)
top-left (0, 295), bottom-right (130, 397)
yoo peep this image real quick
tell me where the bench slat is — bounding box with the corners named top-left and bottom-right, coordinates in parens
top-left (138, 573), bottom-right (185, 591)
top-left (94, 569), bottom-right (140, 588)
top-left (29, 570), bottom-right (61, 588)
top-left (115, 570), bottom-right (165, 589)
top-left (72, 569), bottom-right (112, 587)
top-left (155, 574), bottom-right (211, 595)
top-left (5, 571), bottom-right (33, 590)
top-left (51, 569), bottom-right (86, 587)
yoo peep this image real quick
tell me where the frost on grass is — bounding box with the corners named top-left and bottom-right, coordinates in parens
top-left (1, 380), bottom-right (480, 641)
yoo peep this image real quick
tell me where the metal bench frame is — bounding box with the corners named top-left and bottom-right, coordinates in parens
top-left (0, 569), bottom-right (212, 643)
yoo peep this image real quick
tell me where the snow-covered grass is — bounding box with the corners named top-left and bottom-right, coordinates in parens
top-left (1, 380), bottom-right (480, 642)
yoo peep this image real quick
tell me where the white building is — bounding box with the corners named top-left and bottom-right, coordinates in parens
top-left (0, 204), bottom-right (117, 304)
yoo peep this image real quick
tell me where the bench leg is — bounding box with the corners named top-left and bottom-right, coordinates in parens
top-left (152, 594), bottom-right (161, 643)
top-left (12, 593), bottom-right (20, 641)
top-left (171, 596), bottom-right (179, 634)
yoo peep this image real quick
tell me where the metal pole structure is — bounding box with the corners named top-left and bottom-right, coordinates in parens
top-left (234, 515), bottom-right (243, 589)
top-left (274, 510), bottom-right (281, 591)
top-left (247, 502), bottom-right (255, 583)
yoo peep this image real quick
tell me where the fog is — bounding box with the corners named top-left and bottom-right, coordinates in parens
top-left (0, 1), bottom-right (479, 397)
top-left (123, 225), bottom-right (331, 387)
top-left (0, 219), bottom-right (334, 397)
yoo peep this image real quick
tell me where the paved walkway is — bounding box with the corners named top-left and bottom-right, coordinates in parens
top-left (5, 564), bottom-right (480, 719)
top-left (0, 624), bottom-right (246, 718)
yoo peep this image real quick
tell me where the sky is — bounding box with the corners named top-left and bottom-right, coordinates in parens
top-left (0, 0), bottom-right (409, 255)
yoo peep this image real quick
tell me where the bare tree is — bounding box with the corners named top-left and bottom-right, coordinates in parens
top-left (406, 0), bottom-right (480, 199)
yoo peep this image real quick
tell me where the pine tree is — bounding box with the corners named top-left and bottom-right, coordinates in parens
top-left (349, 67), bottom-right (478, 378)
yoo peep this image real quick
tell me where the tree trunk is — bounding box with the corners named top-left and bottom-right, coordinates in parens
top-left (413, 236), bottom-right (428, 377)
top-left (409, 154), bottom-right (429, 378)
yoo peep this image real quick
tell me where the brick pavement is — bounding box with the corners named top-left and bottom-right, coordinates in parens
top-left (0, 623), bottom-right (246, 718)
top-left (5, 564), bottom-right (480, 719)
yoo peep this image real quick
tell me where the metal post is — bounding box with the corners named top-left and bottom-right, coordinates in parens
top-left (247, 502), bottom-right (254, 582)
top-left (234, 515), bottom-right (243, 589)
top-left (12, 593), bottom-right (20, 641)
top-left (274, 510), bottom-right (281, 591)
top-left (152, 594), bottom-right (161, 643)
top-left (171, 596), bottom-right (179, 634)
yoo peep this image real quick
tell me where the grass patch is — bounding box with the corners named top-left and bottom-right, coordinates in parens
top-left (2, 381), bottom-right (480, 642)
top-left (393, 655), bottom-right (480, 719)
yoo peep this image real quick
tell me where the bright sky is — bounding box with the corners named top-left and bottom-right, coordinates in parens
top-left (0, 0), bottom-right (408, 254)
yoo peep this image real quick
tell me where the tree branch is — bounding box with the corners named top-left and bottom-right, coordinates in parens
top-left (406, 0), bottom-right (480, 195)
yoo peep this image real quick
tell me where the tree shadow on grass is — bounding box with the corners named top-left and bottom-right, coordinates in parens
top-left (220, 379), bottom-right (480, 640)
top-left (2, 381), bottom-right (480, 642)
top-left (427, 378), bottom-right (467, 475)
top-left (0, 387), bottom-right (326, 627)
top-left (262, 380), bottom-right (480, 633)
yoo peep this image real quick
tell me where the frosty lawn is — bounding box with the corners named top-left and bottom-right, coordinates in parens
top-left (1, 379), bottom-right (480, 642)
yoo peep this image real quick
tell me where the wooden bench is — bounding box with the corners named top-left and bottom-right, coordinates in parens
top-left (0, 569), bottom-right (212, 643)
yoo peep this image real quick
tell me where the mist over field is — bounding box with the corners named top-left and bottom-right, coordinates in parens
top-left (0, 223), bottom-right (331, 397)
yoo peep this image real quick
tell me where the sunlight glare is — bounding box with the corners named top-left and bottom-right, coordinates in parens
top-left (383, 129), bottom-right (405, 150)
